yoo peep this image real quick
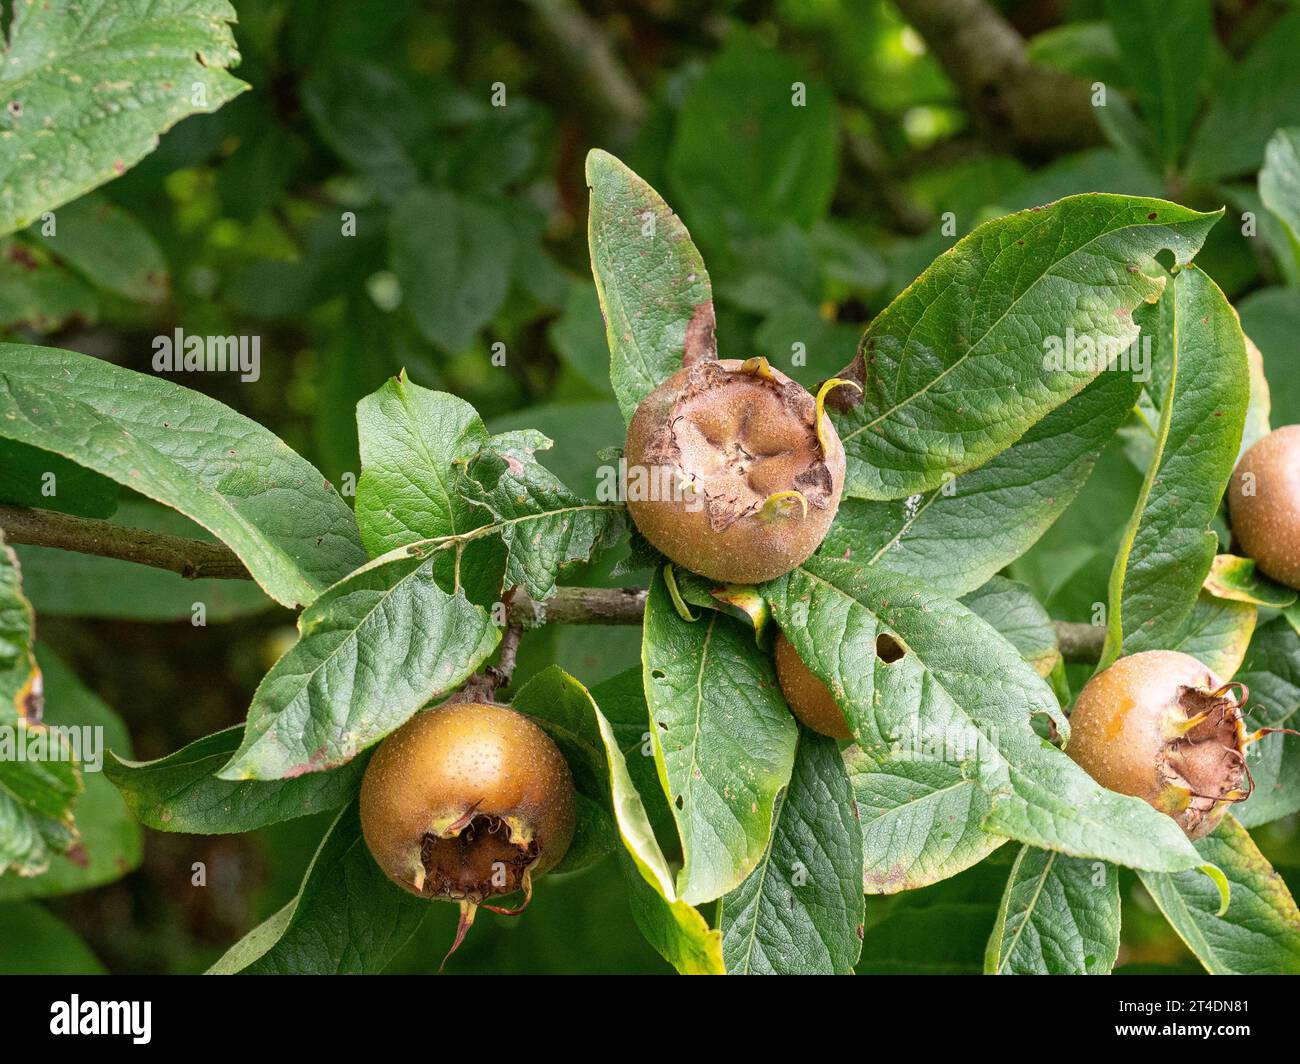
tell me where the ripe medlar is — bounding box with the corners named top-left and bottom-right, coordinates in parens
top-left (360, 701), bottom-right (575, 960)
top-left (1066, 650), bottom-right (1253, 839)
top-left (624, 358), bottom-right (847, 585)
top-left (774, 632), bottom-right (852, 740)
top-left (1228, 424), bottom-right (1300, 590)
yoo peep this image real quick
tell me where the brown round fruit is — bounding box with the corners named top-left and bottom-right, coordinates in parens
top-left (624, 358), bottom-right (846, 584)
top-left (774, 632), bottom-right (852, 740)
top-left (360, 701), bottom-right (575, 904)
top-left (1228, 424), bottom-right (1300, 589)
top-left (1066, 650), bottom-right (1249, 839)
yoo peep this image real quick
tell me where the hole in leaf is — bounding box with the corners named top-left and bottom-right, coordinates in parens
top-left (675, 795), bottom-right (684, 810)
top-left (875, 633), bottom-right (905, 663)
top-left (651, 669), bottom-right (666, 680)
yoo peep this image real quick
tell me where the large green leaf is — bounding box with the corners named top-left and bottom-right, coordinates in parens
top-left (985, 846), bottom-right (1120, 974)
top-left (388, 187), bottom-right (514, 354)
top-left (0, 650), bottom-right (140, 900)
top-left (1100, 267), bottom-right (1248, 668)
top-left (588, 696), bottom-right (722, 974)
top-left (1138, 816), bottom-right (1300, 974)
top-left (1234, 618), bottom-right (1300, 828)
top-left (462, 431), bottom-right (624, 601)
top-left (1105, 0), bottom-right (1211, 168)
top-left (0, 531), bottom-right (80, 878)
top-left (829, 195), bottom-right (1219, 500)
top-left (0, 902), bottom-right (105, 973)
top-left (209, 801), bottom-right (428, 975)
top-left (718, 730), bottom-right (864, 975)
top-left (219, 546), bottom-right (499, 781)
top-left (586, 149), bottom-right (715, 425)
top-left (764, 557), bottom-right (1209, 874)
top-left (1185, 11), bottom-right (1300, 182)
top-left (0, 345), bottom-right (366, 609)
top-left (666, 34), bottom-right (838, 256)
top-left (643, 568), bottom-right (798, 905)
top-left (0, 238), bottom-right (96, 329)
top-left (1260, 127), bottom-right (1300, 264)
top-left (0, 0), bottom-right (247, 235)
top-left (960, 576), bottom-right (1060, 678)
top-left (821, 370), bottom-right (1139, 596)
top-left (1168, 592), bottom-right (1256, 680)
top-left (106, 726), bottom-right (364, 835)
top-left (30, 194), bottom-right (168, 304)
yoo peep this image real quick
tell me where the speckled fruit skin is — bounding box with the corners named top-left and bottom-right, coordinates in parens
top-left (1067, 650), bottom-right (1245, 840)
top-left (624, 359), bottom-right (846, 585)
top-left (1229, 424), bottom-right (1300, 590)
top-left (774, 632), bottom-right (852, 740)
top-left (360, 702), bottom-right (575, 901)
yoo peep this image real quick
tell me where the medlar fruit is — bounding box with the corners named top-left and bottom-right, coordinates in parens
top-left (1066, 650), bottom-right (1253, 839)
top-left (624, 358), bottom-right (847, 584)
top-left (360, 701), bottom-right (575, 961)
top-left (774, 632), bottom-right (852, 740)
top-left (1228, 424), bottom-right (1300, 590)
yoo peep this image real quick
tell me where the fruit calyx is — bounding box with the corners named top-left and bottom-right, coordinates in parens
top-left (1154, 681), bottom-right (1251, 835)
top-left (640, 358), bottom-right (836, 533)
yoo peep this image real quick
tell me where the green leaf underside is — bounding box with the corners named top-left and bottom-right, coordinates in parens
top-left (1138, 816), bottom-right (1300, 974)
top-left (586, 149), bottom-right (714, 425)
top-left (719, 730), bottom-right (864, 974)
top-left (0, 345), bottom-right (366, 608)
top-left (589, 698), bottom-right (723, 974)
top-left (764, 557), bottom-right (1207, 877)
top-left (0, 650), bottom-right (140, 900)
top-left (106, 725), bottom-right (364, 834)
top-left (643, 569), bottom-right (798, 905)
top-left (1168, 592), bottom-right (1256, 680)
top-left (1101, 267), bottom-right (1249, 667)
top-left (985, 846), bottom-right (1120, 974)
top-left (831, 195), bottom-right (1219, 500)
top-left (219, 547), bottom-right (499, 781)
top-left (1235, 618), bottom-right (1300, 828)
top-left (208, 802), bottom-right (428, 975)
top-left (1260, 128), bottom-right (1300, 254)
top-left (822, 370), bottom-right (1140, 596)
top-left (0, 0), bottom-right (248, 236)
top-left (0, 533), bottom-right (80, 878)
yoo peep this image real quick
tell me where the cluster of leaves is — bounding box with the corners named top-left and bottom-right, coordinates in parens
top-left (3, 0), bottom-right (1300, 975)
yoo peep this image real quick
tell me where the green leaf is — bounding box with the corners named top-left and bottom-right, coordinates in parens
top-left (0, 531), bottom-right (80, 878)
top-left (821, 371), bottom-right (1139, 596)
top-left (0, 650), bottom-right (140, 900)
top-left (666, 34), bottom-right (838, 255)
top-left (389, 187), bottom-right (513, 354)
top-left (719, 730), bottom-right (864, 975)
top-left (462, 431), bottom-right (624, 601)
top-left (549, 282), bottom-right (612, 393)
top-left (764, 557), bottom-right (1208, 873)
top-left (1234, 618), bottom-right (1300, 828)
top-left (960, 576), bottom-right (1060, 678)
top-left (0, 344), bottom-right (366, 609)
top-left (0, 439), bottom-right (118, 518)
top-left (587, 696), bottom-right (723, 974)
top-left (106, 726), bottom-right (364, 835)
top-left (1105, 0), bottom-right (1211, 168)
top-left (0, 238), bottom-right (96, 329)
top-left (830, 195), bottom-right (1219, 500)
top-left (14, 501), bottom-right (271, 622)
top-left (0, 902), bottom-right (105, 973)
top-left (585, 149), bottom-right (715, 425)
top-left (219, 546), bottom-right (499, 781)
top-left (354, 373), bottom-right (503, 604)
top-left (1101, 267), bottom-right (1248, 668)
top-left (209, 801), bottom-right (428, 975)
top-left (30, 194), bottom-right (168, 303)
top-left (1203, 554), bottom-right (1296, 609)
top-left (0, 0), bottom-right (247, 235)
top-left (1168, 592), bottom-right (1256, 680)
top-left (643, 568), bottom-right (798, 904)
top-left (1186, 11), bottom-right (1300, 182)
top-left (985, 846), bottom-right (1120, 974)
top-left (1260, 127), bottom-right (1300, 270)
top-left (1138, 816), bottom-right (1300, 974)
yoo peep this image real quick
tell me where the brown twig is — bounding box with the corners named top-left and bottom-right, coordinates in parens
top-left (0, 503), bottom-right (1106, 661)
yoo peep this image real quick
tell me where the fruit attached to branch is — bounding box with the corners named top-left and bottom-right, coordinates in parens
top-left (1229, 425), bottom-right (1300, 590)
top-left (624, 358), bottom-right (847, 584)
top-left (359, 701), bottom-right (575, 965)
